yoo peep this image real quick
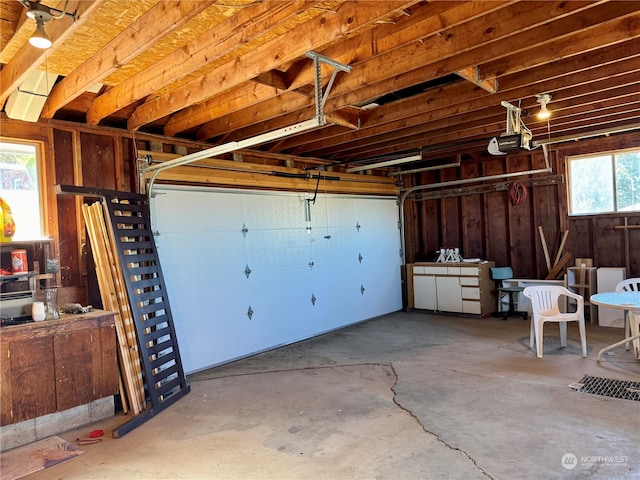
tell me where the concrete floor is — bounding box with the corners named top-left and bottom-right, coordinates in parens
top-left (16, 311), bottom-right (640, 479)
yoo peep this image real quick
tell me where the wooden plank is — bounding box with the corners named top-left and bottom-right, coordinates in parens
top-left (554, 230), bottom-right (569, 266)
top-left (546, 251), bottom-right (572, 280)
top-left (0, 343), bottom-right (13, 425)
top-left (538, 226), bottom-right (552, 272)
top-left (82, 202), bottom-right (145, 415)
top-left (94, 202), bottom-right (146, 411)
top-left (9, 337), bottom-right (56, 424)
top-left (477, 6), bottom-right (640, 80)
top-left (54, 330), bottom-right (93, 411)
top-left (41, 1), bottom-right (214, 118)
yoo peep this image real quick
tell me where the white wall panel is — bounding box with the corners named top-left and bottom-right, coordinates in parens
top-left (152, 185), bottom-right (402, 373)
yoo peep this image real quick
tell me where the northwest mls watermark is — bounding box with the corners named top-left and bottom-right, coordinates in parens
top-left (561, 452), bottom-right (629, 470)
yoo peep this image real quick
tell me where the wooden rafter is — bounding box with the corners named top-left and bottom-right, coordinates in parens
top-left (85, 0), bottom-right (317, 125)
top-left (126, 1), bottom-right (422, 131)
top-left (171, 0), bottom-right (512, 137)
top-left (0, 0), bottom-right (105, 107)
top-left (40, 0), bottom-right (215, 119)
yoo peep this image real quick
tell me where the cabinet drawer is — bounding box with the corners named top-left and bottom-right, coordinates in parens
top-left (413, 266), bottom-right (425, 274)
top-left (463, 301), bottom-right (482, 314)
top-left (462, 286), bottom-right (480, 300)
top-left (424, 266), bottom-right (448, 274)
top-left (460, 276), bottom-right (479, 286)
top-left (460, 266), bottom-right (480, 276)
top-left (447, 266), bottom-right (461, 275)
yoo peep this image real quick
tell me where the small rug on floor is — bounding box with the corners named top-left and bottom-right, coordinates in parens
top-left (0, 436), bottom-right (83, 480)
top-left (575, 375), bottom-right (640, 401)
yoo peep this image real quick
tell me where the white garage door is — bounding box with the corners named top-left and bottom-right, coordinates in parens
top-left (150, 185), bottom-right (402, 373)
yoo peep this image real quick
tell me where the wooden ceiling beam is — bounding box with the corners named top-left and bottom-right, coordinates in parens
top-left (456, 67), bottom-right (498, 93)
top-left (0, 0), bottom-right (30, 63)
top-left (216, 36), bottom-right (639, 156)
top-left (164, 82), bottom-right (287, 137)
top-left (280, 0), bottom-right (513, 92)
top-left (496, 38), bottom-right (640, 91)
top-left (316, 102), bottom-right (640, 162)
top-left (477, 8), bottom-right (640, 80)
top-left (159, 0), bottom-right (510, 136)
top-left (127, 1), bottom-right (422, 131)
top-left (85, 0), bottom-right (317, 125)
top-left (297, 68), bottom-right (640, 158)
top-left (0, 0), bottom-right (105, 107)
top-left (195, 89), bottom-right (316, 141)
top-left (330, 5), bottom-right (609, 108)
top-left (310, 2), bottom-right (602, 117)
top-left (252, 70), bottom-right (292, 91)
top-left (295, 71), bottom-right (640, 160)
top-left (221, 1), bottom-right (608, 146)
top-left (193, 1), bottom-right (584, 142)
top-left (340, 103), bottom-right (640, 162)
top-left (322, 107), bottom-right (508, 160)
top-left (40, 0), bottom-right (214, 119)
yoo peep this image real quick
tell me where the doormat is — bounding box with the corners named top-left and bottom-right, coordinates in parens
top-left (575, 375), bottom-right (640, 401)
top-left (0, 436), bottom-right (83, 480)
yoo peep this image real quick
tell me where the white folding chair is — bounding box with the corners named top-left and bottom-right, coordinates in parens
top-left (615, 278), bottom-right (640, 351)
top-left (523, 286), bottom-right (587, 358)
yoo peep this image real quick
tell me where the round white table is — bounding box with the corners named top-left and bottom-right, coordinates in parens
top-left (590, 292), bottom-right (640, 362)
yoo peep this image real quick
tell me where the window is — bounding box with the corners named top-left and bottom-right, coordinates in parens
top-left (0, 140), bottom-right (45, 240)
top-left (568, 148), bottom-right (640, 215)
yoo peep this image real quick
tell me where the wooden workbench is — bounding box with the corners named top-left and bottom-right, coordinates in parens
top-left (0, 309), bottom-right (118, 426)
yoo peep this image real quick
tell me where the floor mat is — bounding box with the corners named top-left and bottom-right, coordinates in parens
top-left (0, 435), bottom-right (83, 480)
top-left (577, 375), bottom-right (640, 401)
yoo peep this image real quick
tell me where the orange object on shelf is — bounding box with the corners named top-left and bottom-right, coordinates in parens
top-left (11, 249), bottom-right (28, 274)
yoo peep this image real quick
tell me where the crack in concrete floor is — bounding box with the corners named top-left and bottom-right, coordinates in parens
top-left (193, 361), bottom-right (496, 479)
top-left (386, 362), bottom-right (496, 480)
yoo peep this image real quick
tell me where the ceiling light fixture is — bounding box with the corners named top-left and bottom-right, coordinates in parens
top-left (22, 0), bottom-right (75, 49)
top-left (28, 13), bottom-right (52, 49)
top-left (536, 93), bottom-right (552, 120)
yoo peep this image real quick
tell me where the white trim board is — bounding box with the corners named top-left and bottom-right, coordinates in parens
top-left (150, 186), bottom-right (402, 373)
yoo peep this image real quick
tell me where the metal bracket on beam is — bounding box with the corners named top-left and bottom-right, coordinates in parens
top-left (305, 51), bottom-right (352, 125)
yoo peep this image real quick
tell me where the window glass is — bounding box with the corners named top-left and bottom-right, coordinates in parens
top-left (568, 150), bottom-right (640, 215)
top-left (0, 141), bottom-right (44, 240)
top-left (615, 150), bottom-right (640, 211)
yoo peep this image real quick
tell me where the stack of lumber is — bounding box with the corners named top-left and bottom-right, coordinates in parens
top-left (82, 201), bottom-right (146, 415)
top-left (539, 227), bottom-right (571, 280)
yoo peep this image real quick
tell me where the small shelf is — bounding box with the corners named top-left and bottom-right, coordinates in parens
top-left (0, 272), bottom-right (37, 283)
top-left (567, 267), bottom-right (598, 323)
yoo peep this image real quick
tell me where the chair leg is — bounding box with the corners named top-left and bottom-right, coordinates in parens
top-left (578, 319), bottom-right (587, 358)
top-left (559, 322), bottom-right (567, 348)
top-left (536, 320), bottom-right (544, 358)
top-left (529, 317), bottom-right (535, 350)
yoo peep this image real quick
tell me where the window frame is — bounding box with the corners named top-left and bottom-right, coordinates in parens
top-left (566, 147), bottom-right (640, 216)
top-left (0, 137), bottom-right (48, 241)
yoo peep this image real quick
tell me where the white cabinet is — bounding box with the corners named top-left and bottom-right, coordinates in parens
top-left (436, 275), bottom-right (463, 312)
top-left (409, 262), bottom-right (495, 316)
top-left (413, 274), bottom-right (437, 310)
top-left (596, 267), bottom-right (627, 327)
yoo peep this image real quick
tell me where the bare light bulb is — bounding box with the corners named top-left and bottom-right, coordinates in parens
top-left (29, 16), bottom-right (52, 49)
top-left (536, 94), bottom-right (552, 120)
